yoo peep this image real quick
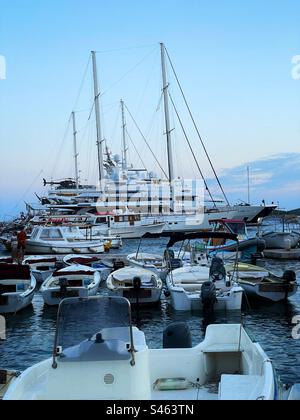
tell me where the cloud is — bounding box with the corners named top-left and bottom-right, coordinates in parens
top-left (208, 153), bottom-right (300, 209)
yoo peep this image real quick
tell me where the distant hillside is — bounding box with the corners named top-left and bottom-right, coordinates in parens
top-left (273, 208), bottom-right (300, 217)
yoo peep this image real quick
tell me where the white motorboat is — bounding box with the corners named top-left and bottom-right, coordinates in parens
top-left (107, 267), bottom-right (162, 305)
top-left (2, 296), bottom-right (279, 400)
top-left (0, 264), bottom-right (36, 314)
top-left (226, 262), bottom-right (298, 302)
top-left (63, 254), bottom-right (112, 282)
top-left (127, 252), bottom-right (168, 278)
top-left (165, 232), bottom-right (243, 312)
top-left (0, 257), bottom-right (14, 264)
top-left (40, 265), bottom-right (101, 306)
top-left (261, 231), bottom-right (300, 250)
top-left (25, 226), bottom-right (105, 255)
top-left (23, 256), bottom-right (59, 284)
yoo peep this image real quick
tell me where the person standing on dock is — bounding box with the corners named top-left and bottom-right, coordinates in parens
top-left (16, 228), bottom-right (27, 263)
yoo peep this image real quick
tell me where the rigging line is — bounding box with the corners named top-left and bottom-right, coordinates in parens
top-left (73, 55), bottom-right (91, 112)
top-left (125, 129), bottom-right (148, 170)
top-left (165, 47), bottom-right (230, 206)
top-left (10, 169), bottom-right (44, 214)
top-left (169, 93), bottom-right (216, 206)
top-left (124, 103), bottom-right (169, 179)
top-left (100, 46), bottom-right (158, 98)
top-left (95, 43), bottom-right (157, 54)
top-left (51, 115), bottom-right (72, 178)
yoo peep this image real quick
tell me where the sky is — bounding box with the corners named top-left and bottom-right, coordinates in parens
top-left (0, 0), bottom-right (299, 218)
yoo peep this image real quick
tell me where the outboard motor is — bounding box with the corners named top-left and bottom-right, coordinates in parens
top-left (209, 256), bottom-right (226, 282)
top-left (164, 249), bottom-right (175, 261)
top-left (168, 258), bottom-right (183, 270)
top-left (163, 322), bottom-right (192, 348)
top-left (282, 270), bottom-right (296, 284)
top-left (59, 277), bottom-right (68, 298)
top-left (282, 270), bottom-right (296, 301)
top-left (113, 260), bottom-right (125, 271)
top-left (133, 276), bottom-right (142, 291)
top-left (201, 281), bottom-right (216, 314)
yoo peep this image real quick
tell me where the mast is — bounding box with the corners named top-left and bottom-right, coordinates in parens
top-left (160, 43), bottom-right (174, 183)
top-left (91, 51), bottom-right (105, 184)
top-left (72, 111), bottom-right (79, 189)
top-left (120, 99), bottom-right (128, 170)
top-left (247, 166), bottom-right (250, 205)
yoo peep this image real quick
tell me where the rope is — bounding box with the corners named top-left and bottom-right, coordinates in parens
top-left (125, 129), bottom-right (148, 170)
top-left (124, 104), bottom-right (169, 179)
top-left (165, 47), bottom-right (230, 206)
top-left (168, 93), bottom-right (216, 206)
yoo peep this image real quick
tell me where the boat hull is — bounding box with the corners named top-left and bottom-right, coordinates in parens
top-left (41, 284), bottom-right (99, 306)
top-left (240, 281), bottom-right (297, 302)
top-left (168, 285), bottom-right (243, 311)
top-left (108, 287), bottom-right (162, 305)
top-left (0, 284), bottom-right (35, 314)
top-left (262, 232), bottom-right (300, 250)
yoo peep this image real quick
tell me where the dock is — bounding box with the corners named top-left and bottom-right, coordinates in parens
top-left (263, 249), bottom-right (300, 260)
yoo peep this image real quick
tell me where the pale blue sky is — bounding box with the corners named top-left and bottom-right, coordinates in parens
top-left (0, 0), bottom-right (299, 218)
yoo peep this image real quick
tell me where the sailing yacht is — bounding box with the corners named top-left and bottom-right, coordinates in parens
top-left (30, 44), bottom-right (276, 234)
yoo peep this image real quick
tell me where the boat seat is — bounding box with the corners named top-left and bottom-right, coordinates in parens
top-left (219, 374), bottom-right (262, 400)
top-left (174, 284), bottom-right (203, 292)
top-left (203, 344), bottom-right (241, 353)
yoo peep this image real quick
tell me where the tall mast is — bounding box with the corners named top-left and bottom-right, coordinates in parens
top-left (160, 42), bottom-right (174, 183)
top-left (91, 51), bottom-right (105, 184)
top-left (247, 165), bottom-right (250, 205)
top-left (120, 99), bottom-right (128, 170)
top-left (72, 111), bottom-right (79, 189)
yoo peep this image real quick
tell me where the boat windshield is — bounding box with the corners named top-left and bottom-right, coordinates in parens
top-left (52, 296), bottom-right (134, 367)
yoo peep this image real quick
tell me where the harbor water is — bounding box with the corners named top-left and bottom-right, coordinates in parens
top-left (1, 238), bottom-right (300, 386)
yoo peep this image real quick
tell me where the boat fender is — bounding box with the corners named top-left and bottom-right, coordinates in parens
top-left (282, 270), bottom-right (296, 284)
top-left (163, 322), bottom-right (192, 349)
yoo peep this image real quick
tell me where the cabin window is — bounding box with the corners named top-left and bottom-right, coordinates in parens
top-left (31, 229), bottom-right (38, 240)
top-left (96, 217), bottom-right (107, 224)
top-left (41, 229), bottom-right (63, 239)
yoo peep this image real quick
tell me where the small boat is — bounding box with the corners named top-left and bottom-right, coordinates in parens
top-left (127, 253), bottom-right (168, 278)
top-left (0, 264), bottom-right (36, 314)
top-left (107, 267), bottom-right (162, 305)
top-left (2, 296), bottom-right (280, 400)
top-left (261, 231), bottom-right (300, 250)
top-left (40, 265), bottom-right (101, 306)
top-left (25, 226), bottom-right (105, 255)
top-left (63, 254), bottom-right (112, 282)
top-left (23, 256), bottom-right (59, 284)
top-left (165, 232), bottom-right (243, 312)
top-left (0, 257), bottom-right (14, 264)
top-left (226, 262), bottom-right (298, 302)
top-left (209, 219), bottom-right (265, 261)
